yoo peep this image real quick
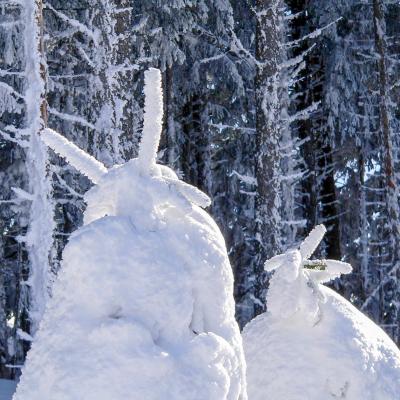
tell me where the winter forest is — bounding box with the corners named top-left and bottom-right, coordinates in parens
top-left (1, 0), bottom-right (400, 398)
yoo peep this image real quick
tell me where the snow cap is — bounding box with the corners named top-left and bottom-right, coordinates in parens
top-left (138, 68), bottom-right (164, 173)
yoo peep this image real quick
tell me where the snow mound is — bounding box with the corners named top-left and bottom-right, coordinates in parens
top-left (14, 69), bottom-right (246, 400)
top-left (243, 225), bottom-right (400, 400)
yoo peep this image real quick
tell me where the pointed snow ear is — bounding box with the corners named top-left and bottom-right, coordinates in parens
top-left (299, 224), bottom-right (327, 260)
top-left (138, 68), bottom-right (163, 173)
top-left (305, 259), bottom-right (352, 283)
top-left (164, 178), bottom-right (211, 208)
top-left (41, 128), bottom-right (108, 184)
top-left (264, 254), bottom-right (288, 272)
top-left (325, 260), bottom-right (352, 279)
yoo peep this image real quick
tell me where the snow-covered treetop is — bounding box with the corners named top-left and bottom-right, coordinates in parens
top-left (264, 225), bottom-right (352, 321)
top-left (40, 68), bottom-right (211, 216)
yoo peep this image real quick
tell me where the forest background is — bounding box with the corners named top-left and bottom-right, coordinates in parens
top-left (0, 0), bottom-right (399, 378)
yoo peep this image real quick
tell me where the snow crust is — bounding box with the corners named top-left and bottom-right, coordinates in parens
top-left (243, 225), bottom-right (400, 400)
top-left (14, 68), bottom-right (246, 400)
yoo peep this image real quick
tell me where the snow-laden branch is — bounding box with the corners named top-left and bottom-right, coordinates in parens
top-left (287, 101), bottom-right (320, 124)
top-left (231, 170), bottom-right (257, 186)
top-left (0, 69), bottom-right (24, 77)
top-left (49, 107), bottom-right (96, 130)
top-left (285, 18), bottom-right (342, 48)
top-left (41, 128), bottom-right (107, 184)
top-left (138, 68), bottom-right (163, 172)
top-left (361, 262), bottom-right (400, 311)
top-left (0, 129), bottom-right (28, 147)
top-left (208, 123), bottom-right (256, 133)
top-left (53, 170), bottom-right (84, 199)
top-left (45, 3), bottom-right (99, 44)
top-left (0, 81), bottom-right (24, 99)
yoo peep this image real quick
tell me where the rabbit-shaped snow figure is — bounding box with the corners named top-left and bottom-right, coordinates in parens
top-left (14, 69), bottom-right (247, 400)
top-left (264, 225), bottom-right (351, 323)
top-left (243, 225), bottom-right (400, 400)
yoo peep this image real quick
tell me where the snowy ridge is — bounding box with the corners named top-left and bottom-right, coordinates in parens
top-left (41, 128), bottom-right (108, 184)
top-left (138, 68), bottom-right (163, 172)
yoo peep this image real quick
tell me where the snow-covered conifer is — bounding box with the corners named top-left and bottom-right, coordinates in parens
top-left (243, 224), bottom-right (400, 400)
top-left (14, 68), bottom-right (247, 400)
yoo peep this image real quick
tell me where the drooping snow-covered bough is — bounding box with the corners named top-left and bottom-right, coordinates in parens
top-left (14, 68), bottom-right (247, 400)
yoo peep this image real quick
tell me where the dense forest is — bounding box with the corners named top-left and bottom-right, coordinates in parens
top-left (0, 0), bottom-right (400, 378)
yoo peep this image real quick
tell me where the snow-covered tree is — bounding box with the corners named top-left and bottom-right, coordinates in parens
top-left (304, 0), bottom-right (400, 344)
top-left (243, 225), bottom-right (400, 400)
top-left (238, 0), bottom-right (314, 326)
top-left (14, 68), bottom-right (247, 400)
top-left (253, 1), bottom-right (286, 318)
top-left (0, 0), bottom-right (55, 376)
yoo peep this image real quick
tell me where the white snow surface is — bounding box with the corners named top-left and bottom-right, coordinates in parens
top-left (13, 158), bottom-right (246, 400)
top-left (243, 226), bottom-right (400, 400)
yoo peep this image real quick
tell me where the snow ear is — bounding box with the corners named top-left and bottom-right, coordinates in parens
top-left (41, 128), bottom-right (108, 184)
top-left (164, 178), bottom-right (211, 208)
top-left (299, 224), bottom-right (327, 260)
top-left (138, 68), bottom-right (163, 173)
top-left (306, 260), bottom-right (352, 283)
top-left (325, 260), bottom-right (352, 280)
top-left (264, 254), bottom-right (287, 272)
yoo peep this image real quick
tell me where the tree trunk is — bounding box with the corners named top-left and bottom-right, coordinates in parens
top-left (254, 0), bottom-right (284, 314)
